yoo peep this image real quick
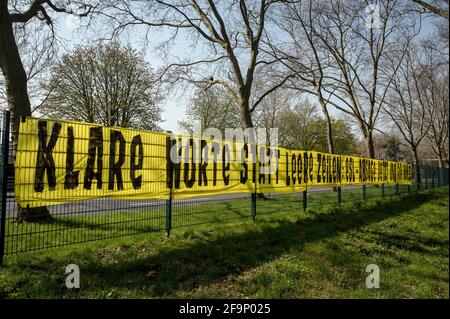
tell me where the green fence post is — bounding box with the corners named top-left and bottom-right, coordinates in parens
top-left (408, 184), bottom-right (411, 193)
top-left (303, 190), bottom-right (307, 212)
top-left (395, 183), bottom-right (399, 195)
top-left (0, 111), bottom-right (10, 265)
top-left (337, 187), bottom-right (342, 207)
top-left (381, 183), bottom-right (385, 198)
top-left (362, 185), bottom-right (367, 201)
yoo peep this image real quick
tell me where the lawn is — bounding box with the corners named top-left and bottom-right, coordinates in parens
top-left (0, 186), bottom-right (448, 299)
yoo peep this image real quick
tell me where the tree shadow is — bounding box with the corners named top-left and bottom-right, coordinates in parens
top-left (75, 190), bottom-right (440, 296)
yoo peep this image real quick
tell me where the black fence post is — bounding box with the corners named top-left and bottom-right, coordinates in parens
top-left (438, 168), bottom-right (441, 188)
top-left (251, 193), bottom-right (257, 221)
top-left (417, 172), bottom-right (421, 191)
top-left (0, 111), bottom-right (10, 265)
top-left (165, 132), bottom-right (173, 238)
top-left (395, 183), bottom-right (399, 195)
top-left (337, 186), bottom-right (342, 207)
top-left (165, 197), bottom-right (172, 237)
top-left (303, 190), bottom-right (307, 212)
top-left (408, 184), bottom-right (411, 193)
top-left (432, 170), bottom-right (435, 188)
top-left (381, 183), bottom-right (385, 198)
top-left (362, 185), bottom-right (367, 201)
top-left (337, 156), bottom-right (342, 207)
top-left (252, 143), bottom-right (258, 221)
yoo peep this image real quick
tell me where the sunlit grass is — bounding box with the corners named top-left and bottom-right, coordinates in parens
top-left (0, 186), bottom-right (447, 298)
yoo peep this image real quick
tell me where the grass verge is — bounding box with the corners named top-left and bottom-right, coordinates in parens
top-left (0, 186), bottom-right (448, 298)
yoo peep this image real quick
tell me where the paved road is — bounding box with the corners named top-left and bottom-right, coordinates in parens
top-left (4, 186), bottom-right (345, 218)
top-left (4, 182), bottom-right (412, 218)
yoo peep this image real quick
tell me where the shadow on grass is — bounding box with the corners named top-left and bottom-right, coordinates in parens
top-left (70, 190), bottom-right (441, 297)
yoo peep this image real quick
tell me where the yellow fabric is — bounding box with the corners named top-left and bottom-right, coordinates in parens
top-left (15, 117), bottom-right (412, 208)
top-left (15, 117), bottom-right (169, 208)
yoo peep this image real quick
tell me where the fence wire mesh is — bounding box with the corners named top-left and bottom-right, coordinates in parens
top-left (0, 111), bottom-right (448, 260)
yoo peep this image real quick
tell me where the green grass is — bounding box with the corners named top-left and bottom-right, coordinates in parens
top-left (0, 186), bottom-right (448, 299)
top-left (3, 185), bottom-right (401, 253)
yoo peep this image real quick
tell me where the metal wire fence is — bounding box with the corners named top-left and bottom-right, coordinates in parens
top-left (0, 111), bottom-right (448, 263)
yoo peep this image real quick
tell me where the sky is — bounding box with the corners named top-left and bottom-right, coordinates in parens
top-left (46, 3), bottom-right (439, 134)
top-left (54, 16), bottom-right (203, 133)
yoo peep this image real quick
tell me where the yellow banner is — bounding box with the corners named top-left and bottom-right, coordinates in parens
top-left (15, 117), bottom-right (412, 208)
top-left (15, 117), bottom-right (169, 208)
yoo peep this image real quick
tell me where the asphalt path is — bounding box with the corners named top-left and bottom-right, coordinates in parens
top-left (4, 186), bottom-right (346, 218)
top-left (3, 182), bottom-right (416, 218)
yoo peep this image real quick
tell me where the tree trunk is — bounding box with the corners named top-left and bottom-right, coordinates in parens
top-left (239, 98), bottom-right (254, 130)
top-left (239, 97), bottom-right (268, 200)
top-left (437, 152), bottom-right (446, 186)
top-left (0, 3), bottom-right (52, 223)
top-left (357, 121), bottom-right (375, 159)
top-left (324, 112), bottom-right (334, 155)
top-left (437, 150), bottom-right (446, 169)
top-left (316, 89), bottom-right (334, 155)
top-left (365, 130), bottom-right (375, 159)
top-left (317, 91), bottom-right (337, 191)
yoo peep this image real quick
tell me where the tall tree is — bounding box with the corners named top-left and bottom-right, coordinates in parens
top-left (266, 0), bottom-right (337, 155)
top-left (416, 1), bottom-right (449, 168)
top-left (421, 51), bottom-right (449, 168)
top-left (0, 19), bottom-right (56, 112)
top-left (275, 0), bottom-right (419, 158)
top-left (383, 46), bottom-right (431, 185)
top-left (0, 0), bottom-right (95, 222)
top-left (178, 85), bottom-right (240, 135)
top-left (104, 0), bottom-right (293, 132)
top-left (277, 99), bottom-right (358, 154)
top-left (40, 43), bottom-right (163, 131)
top-left (381, 134), bottom-right (411, 162)
top-left (277, 100), bottom-right (320, 151)
top-left (252, 88), bottom-right (292, 146)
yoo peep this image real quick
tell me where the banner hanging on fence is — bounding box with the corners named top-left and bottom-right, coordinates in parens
top-left (15, 117), bottom-right (412, 208)
top-left (15, 117), bottom-right (170, 208)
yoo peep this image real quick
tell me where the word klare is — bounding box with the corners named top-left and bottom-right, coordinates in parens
top-left (179, 303), bottom-right (214, 317)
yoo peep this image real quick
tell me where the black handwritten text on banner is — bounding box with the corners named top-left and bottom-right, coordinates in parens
top-left (15, 118), bottom-right (412, 208)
